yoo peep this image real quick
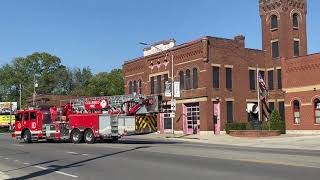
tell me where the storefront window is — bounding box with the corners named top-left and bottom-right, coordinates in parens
top-left (293, 100), bottom-right (300, 124)
top-left (314, 98), bottom-right (320, 124)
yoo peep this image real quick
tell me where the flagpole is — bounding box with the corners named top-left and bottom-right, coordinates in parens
top-left (257, 64), bottom-right (261, 122)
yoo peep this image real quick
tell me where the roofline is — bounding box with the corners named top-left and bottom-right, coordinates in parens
top-left (284, 52), bottom-right (320, 61)
top-left (124, 36), bottom-right (209, 65)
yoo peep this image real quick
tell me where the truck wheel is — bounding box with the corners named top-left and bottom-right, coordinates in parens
top-left (22, 130), bottom-right (32, 144)
top-left (103, 137), bottom-right (118, 143)
top-left (84, 130), bottom-right (95, 144)
top-left (71, 129), bottom-right (83, 144)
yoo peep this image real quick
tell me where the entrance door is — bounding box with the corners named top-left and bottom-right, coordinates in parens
top-left (184, 103), bottom-right (200, 134)
top-left (160, 105), bottom-right (172, 133)
top-left (213, 102), bottom-right (221, 134)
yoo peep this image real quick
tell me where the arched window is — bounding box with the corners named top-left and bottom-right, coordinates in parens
top-left (271, 15), bottom-right (278, 29)
top-left (192, 68), bottom-right (198, 89)
top-left (314, 98), bottom-right (320, 124)
top-left (293, 13), bottom-right (299, 28)
top-left (133, 80), bottom-right (137, 93)
top-left (138, 80), bottom-right (142, 94)
top-left (179, 71), bottom-right (184, 90)
top-left (129, 81), bottom-right (133, 94)
top-left (293, 100), bottom-right (300, 124)
top-left (185, 69), bottom-right (191, 90)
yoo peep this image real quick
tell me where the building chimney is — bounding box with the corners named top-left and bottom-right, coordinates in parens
top-left (234, 35), bottom-right (245, 48)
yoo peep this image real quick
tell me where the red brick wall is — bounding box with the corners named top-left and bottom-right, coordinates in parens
top-left (282, 54), bottom-right (320, 131)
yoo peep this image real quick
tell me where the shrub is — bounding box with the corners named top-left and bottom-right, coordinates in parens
top-left (269, 110), bottom-right (286, 134)
top-left (225, 122), bottom-right (252, 134)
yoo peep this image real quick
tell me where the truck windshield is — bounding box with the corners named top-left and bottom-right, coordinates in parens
top-left (42, 111), bottom-right (52, 124)
top-left (16, 113), bottom-right (22, 121)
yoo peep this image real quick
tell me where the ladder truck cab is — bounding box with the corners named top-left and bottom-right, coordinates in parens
top-left (12, 94), bottom-right (162, 144)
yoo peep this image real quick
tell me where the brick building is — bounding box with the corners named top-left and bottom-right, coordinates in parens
top-left (123, 0), bottom-right (317, 134)
top-left (282, 54), bottom-right (320, 134)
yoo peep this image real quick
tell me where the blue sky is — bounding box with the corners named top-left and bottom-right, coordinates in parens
top-left (0, 0), bottom-right (319, 73)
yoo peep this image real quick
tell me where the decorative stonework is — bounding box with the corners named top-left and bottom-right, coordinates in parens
top-left (259, 0), bottom-right (305, 15)
top-left (286, 61), bottom-right (320, 73)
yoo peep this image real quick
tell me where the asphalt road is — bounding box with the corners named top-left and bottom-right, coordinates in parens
top-left (0, 134), bottom-right (320, 180)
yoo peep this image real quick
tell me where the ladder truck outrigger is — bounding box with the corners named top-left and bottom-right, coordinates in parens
top-left (12, 94), bottom-right (162, 144)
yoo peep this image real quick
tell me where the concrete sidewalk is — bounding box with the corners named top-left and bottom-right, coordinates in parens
top-left (0, 171), bottom-right (10, 180)
top-left (140, 133), bottom-right (320, 150)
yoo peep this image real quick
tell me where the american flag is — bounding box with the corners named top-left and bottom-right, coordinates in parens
top-left (258, 73), bottom-right (267, 92)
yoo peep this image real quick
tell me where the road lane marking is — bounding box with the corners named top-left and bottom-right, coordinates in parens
top-left (23, 162), bottom-right (30, 165)
top-left (4, 158), bottom-right (9, 160)
top-left (67, 151), bottom-right (78, 155)
top-left (34, 165), bottom-right (78, 178)
top-left (55, 171), bottom-right (78, 178)
top-left (14, 160), bottom-right (19, 162)
top-left (34, 165), bottom-right (47, 170)
top-left (12, 144), bottom-right (24, 147)
top-left (81, 154), bottom-right (89, 156)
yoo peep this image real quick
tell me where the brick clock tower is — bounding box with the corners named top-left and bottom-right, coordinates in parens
top-left (259, 0), bottom-right (307, 61)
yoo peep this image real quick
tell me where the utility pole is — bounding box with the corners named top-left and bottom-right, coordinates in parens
top-left (33, 75), bottom-right (36, 106)
top-left (256, 64), bottom-right (261, 122)
top-left (19, 83), bottom-right (22, 110)
top-left (171, 54), bottom-right (175, 134)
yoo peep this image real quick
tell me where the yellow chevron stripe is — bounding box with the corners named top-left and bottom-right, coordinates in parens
top-left (135, 115), bottom-right (157, 131)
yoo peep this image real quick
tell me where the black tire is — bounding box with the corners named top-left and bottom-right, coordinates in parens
top-left (22, 130), bottom-right (32, 144)
top-left (84, 129), bottom-right (95, 144)
top-left (46, 139), bottom-right (54, 143)
top-left (71, 129), bottom-right (83, 144)
top-left (103, 137), bottom-right (118, 143)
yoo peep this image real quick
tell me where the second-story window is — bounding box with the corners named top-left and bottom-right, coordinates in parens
top-left (138, 80), bottom-right (142, 94)
top-left (129, 81), bottom-right (133, 94)
top-left (293, 13), bottom-right (299, 28)
top-left (272, 41), bottom-right (279, 59)
top-left (133, 80), bottom-right (137, 93)
top-left (294, 40), bottom-right (300, 57)
top-left (157, 75), bottom-right (161, 94)
top-left (277, 69), bottom-right (282, 89)
top-left (212, 66), bottom-right (220, 88)
top-left (150, 77), bottom-right (155, 95)
top-left (249, 70), bottom-right (256, 90)
top-left (164, 74), bottom-right (169, 93)
top-left (179, 71), bottom-right (185, 90)
top-left (226, 67), bottom-right (232, 90)
top-left (268, 70), bottom-right (274, 90)
top-left (185, 69), bottom-right (191, 90)
top-left (271, 15), bottom-right (278, 30)
top-left (193, 68), bottom-right (198, 89)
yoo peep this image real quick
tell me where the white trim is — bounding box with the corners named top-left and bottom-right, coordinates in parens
top-left (30, 130), bottom-right (42, 134)
top-left (224, 65), bottom-right (233, 68)
top-left (211, 64), bottom-right (221, 67)
top-left (286, 130), bottom-right (320, 135)
top-left (125, 72), bottom-right (144, 78)
top-left (225, 98), bottom-right (234, 102)
top-left (199, 131), bottom-right (215, 136)
top-left (176, 58), bottom-right (203, 66)
top-left (246, 99), bottom-right (258, 102)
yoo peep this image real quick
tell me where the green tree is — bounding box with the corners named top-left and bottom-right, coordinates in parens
top-left (0, 52), bottom-right (72, 105)
top-left (69, 67), bottom-right (93, 96)
top-left (269, 110), bottom-right (286, 134)
top-left (85, 69), bottom-right (124, 96)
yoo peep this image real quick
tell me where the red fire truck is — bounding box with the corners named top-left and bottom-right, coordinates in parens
top-left (12, 94), bottom-right (161, 144)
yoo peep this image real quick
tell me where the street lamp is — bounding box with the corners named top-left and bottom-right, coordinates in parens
top-left (33, 74), bottom-right (40, 106)
top-left (139, 42), bottom-right (175, 134)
